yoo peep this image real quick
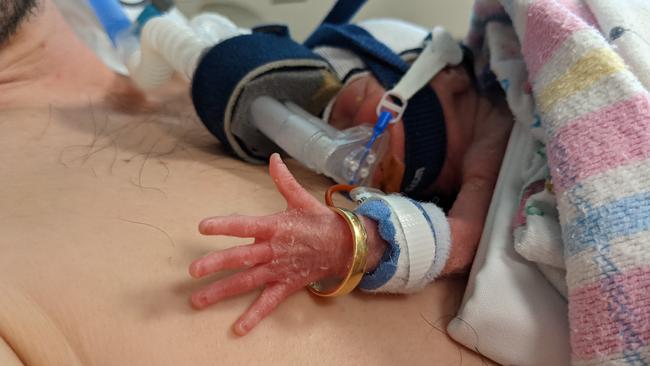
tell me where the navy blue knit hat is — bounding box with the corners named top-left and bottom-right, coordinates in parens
top-left (192, 29), bottom-right (334, 163)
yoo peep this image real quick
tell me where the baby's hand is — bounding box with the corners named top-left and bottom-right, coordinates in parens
top-left (189, 154), bottom-right (356, 335)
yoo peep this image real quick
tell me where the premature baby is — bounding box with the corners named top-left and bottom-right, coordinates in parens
top-left (187, 16), bottom-right (514, 335)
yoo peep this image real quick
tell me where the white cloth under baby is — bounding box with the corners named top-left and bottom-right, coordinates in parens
top-left (448, 120), bottom-right (571, 366)
top-left (448, 20), bottom-right (570, 366)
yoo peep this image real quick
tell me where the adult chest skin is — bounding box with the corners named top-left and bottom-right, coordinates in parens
top-left (0, 91), bottom-right (493, 365)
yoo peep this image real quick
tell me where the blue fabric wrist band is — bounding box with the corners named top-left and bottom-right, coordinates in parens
top-left (355, 199), bottom-right (400, 290)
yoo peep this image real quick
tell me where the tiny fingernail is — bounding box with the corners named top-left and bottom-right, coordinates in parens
top-left (234, 322), bottom-right (248, 336)
top-left (198, 221), bottom-right (210, 232)
top-left (189, 264), bottom-right (201, 278)
top-left (191, 293), bottom-right (207, 308)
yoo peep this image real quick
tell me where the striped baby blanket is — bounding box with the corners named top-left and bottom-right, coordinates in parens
top-left (467, 0), bottom-right (650, 364)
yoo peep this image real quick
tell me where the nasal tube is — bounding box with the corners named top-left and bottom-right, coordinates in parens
top-left (249, 96), bottom-right (387, 185)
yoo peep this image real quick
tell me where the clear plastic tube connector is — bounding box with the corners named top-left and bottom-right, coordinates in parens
top-left (249, 96), bottom-right (387, 186)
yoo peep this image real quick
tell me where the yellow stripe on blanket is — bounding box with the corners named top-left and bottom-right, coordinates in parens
top-left (539, 48), bottom-right (626, 112)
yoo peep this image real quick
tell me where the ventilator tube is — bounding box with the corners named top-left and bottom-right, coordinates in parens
top-left (249, 96), bottom-right (387, 185)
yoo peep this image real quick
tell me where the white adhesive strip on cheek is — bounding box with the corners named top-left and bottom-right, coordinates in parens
top-left (382, 196), bottom-right (436, 291)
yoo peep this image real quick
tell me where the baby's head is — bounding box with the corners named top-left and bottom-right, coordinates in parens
top-left (306, 21), bottom-right (493, 203)
top-left (328, 58), bottom-right (482, 204)
top-left (192, 22), bottom-right (503, 205)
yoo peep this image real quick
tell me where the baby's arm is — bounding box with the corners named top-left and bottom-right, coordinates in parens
top-left (444, 176), bottom-right (495, 275)
top-left (443, 108), bottom-right (512, 274)
top-left (189, 153), bottom-right (486, 335)
top-left (189, 154), bottom-right (387, 335)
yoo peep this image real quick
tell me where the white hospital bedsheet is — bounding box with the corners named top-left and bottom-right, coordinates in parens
top-left (448, 121), bottom-right (570, 366)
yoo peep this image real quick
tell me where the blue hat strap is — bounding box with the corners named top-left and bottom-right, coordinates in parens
top-left (305, 24), bottom-right (408, 86)
top-left (321, 0), bottom-right (368, 25)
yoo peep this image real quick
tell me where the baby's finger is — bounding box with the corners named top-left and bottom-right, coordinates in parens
top-left (189, 243), bottom-right (274, 278)
top-left (233, 283), bottom-right (292, 336)
top-left (199, 215), bottom-right (276, 239)
top-left (268, 153), bottom-right (323, 211)
top-left (190, 265), bottom-right (278, 309)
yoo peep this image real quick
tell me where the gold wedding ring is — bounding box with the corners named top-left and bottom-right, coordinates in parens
top-left (308, 206), bottom-right (368, 297)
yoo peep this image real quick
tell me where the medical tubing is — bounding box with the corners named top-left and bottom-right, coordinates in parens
top-left (250, 96), bottom-right (383, 185)
top-left (127, 17), bottom-right (208, 90)
top-left (87, 0), bottom-right (132, 46)
top-left (249, 96), bottom-right (332, 173)
top-left (189, 13), bottom-right (246, 45)
top-left (350, 111), bottom-right (392, 184)
top-left (368, 111), bottom-right (392, 149)
top-left (132, 4), bottom-right (164, 36)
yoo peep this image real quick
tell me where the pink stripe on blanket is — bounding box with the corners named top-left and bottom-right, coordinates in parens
top-left (569, 267), bottom-right (650, 360)
top-left (522, 0), bottom-right (589, 80)
top-left (556, 0), bottom-right (599, 27)
top-left (547, 94), bottom-right (650, 193)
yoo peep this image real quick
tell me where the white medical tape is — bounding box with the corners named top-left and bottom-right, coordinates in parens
top-left (390, 26), bottom-right (463, 102)
top-left (381, 195), bottom-right (436, 290)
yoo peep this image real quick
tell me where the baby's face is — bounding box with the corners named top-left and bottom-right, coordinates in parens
top-left (328, 66), bottom-right (476, 196)
top-left (328, 74), bottom-right (406, 191)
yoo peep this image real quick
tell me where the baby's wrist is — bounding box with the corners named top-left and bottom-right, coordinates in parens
top-left (329, 213), bottom-right (387, 279)
top-left (361, 216), bottom-right (388, 273)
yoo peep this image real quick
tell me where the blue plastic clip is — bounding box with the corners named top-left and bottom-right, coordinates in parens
top-left (349, 111), bottom-right (394, 185)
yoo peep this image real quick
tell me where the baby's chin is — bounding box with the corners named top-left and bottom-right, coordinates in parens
top-left (370, 123), bottom-right (405, 192)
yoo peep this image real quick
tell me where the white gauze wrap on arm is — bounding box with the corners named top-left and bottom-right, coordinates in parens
top-left (354, 192), bottom-right (451, 293)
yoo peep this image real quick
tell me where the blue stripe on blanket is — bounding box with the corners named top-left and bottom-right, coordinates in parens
top-left (564, 191), bottom-right (650, 256)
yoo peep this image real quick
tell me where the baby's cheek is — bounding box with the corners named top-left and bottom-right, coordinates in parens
top-left (329, 78), bottom-right (367, 129)
top-left (329, 76), bottom-right (385, 128)
top-left (330, 78), bottom-right (407, 190)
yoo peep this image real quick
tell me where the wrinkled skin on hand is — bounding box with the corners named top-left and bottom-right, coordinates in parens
top-left (190, 67), bottom-right (513, 335)
top-left (189, 153), bottom-right (385, 336)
